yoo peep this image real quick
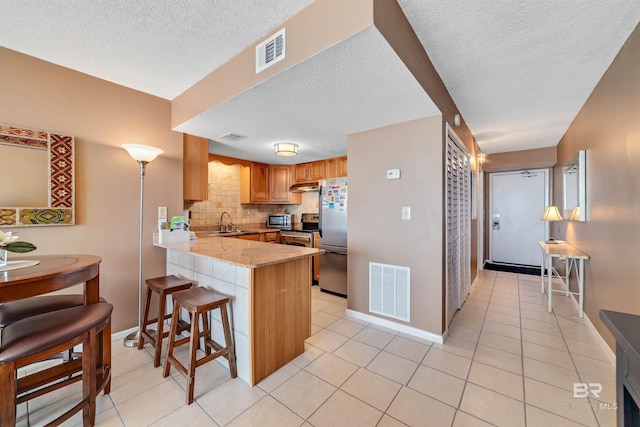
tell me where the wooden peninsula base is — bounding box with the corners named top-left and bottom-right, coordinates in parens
top-left (157, 235), bottom-right (320, 386)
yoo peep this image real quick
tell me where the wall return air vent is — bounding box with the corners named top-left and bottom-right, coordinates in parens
top-left (256, 28), bottom-right (286, 73)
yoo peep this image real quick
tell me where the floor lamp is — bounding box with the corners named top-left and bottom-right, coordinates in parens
top-left (122, 144), bottom-right (164, 348)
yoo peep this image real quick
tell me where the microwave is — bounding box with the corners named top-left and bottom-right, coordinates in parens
top-left (267, 213), bottom-right (292, 229)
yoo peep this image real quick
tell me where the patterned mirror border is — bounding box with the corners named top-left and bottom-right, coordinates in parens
top-left (0, 124), bottom-right (75, 227)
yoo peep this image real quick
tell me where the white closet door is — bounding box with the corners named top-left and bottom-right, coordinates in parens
top-left (445, 128), bottom-right (470, 326)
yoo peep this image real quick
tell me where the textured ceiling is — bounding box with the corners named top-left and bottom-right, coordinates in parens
top-left (0, 0), bottom-right (314, 100)
top-left (398, 0), bottom-right (640, 154)
top-left (1, 1), bottom-right (639, 160)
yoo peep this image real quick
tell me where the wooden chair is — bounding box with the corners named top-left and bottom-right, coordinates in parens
top-left (163, 287), bottom-right (237, 404)
top-left (0, 303), bottom-right (113, 426)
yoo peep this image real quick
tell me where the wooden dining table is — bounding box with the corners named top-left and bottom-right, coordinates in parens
top-left (0, 254), bottom-right (111, 409)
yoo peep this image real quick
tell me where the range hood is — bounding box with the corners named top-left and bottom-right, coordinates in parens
top-left (290, 182), bottom-right (318, 192)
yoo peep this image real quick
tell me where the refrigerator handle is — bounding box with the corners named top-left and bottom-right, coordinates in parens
top-left (318, 184), bottom-right (323, 238)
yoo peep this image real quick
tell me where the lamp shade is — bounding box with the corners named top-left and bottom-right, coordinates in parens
top-left (541, 205), bottom-right (563, 221)
top-left (568, 206), bottom-right (580, 221)
top-left (274, 143), bottom-right (298, 157)
top-left (122, 144), bottom-right (164, 162)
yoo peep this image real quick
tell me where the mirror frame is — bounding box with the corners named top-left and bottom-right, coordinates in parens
top-left (0, 123), bottom-right (75, 227)
top-left (562, 150), bottom-right (586, 221)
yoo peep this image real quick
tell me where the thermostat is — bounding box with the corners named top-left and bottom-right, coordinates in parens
top-left (387, 169), bottom-right (401, 180)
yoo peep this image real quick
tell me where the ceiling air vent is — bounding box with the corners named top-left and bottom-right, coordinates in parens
top-left (219, 132), bottom-right (246, 142)
top-left (256, 28), bottom-right (286, 73)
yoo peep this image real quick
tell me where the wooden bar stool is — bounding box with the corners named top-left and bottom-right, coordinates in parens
top-left (163, 286), bottom-right (237, 404)
top-left (0, 302), bottom-right (113, 426)
top-left (139, 275), bottom-right (193, 367)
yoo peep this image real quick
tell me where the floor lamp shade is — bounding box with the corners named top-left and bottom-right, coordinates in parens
top-left (121, 144), bottom-right (162, 347)
top-left (122, 144), bottom-right (164, 162)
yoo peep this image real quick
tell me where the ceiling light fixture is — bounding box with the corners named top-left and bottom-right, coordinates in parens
top-left (274, 142), bottom-right (298, 156)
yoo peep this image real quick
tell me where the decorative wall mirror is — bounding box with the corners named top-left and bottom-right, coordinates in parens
top-left (562, 150), bottom-right (586, 221)
top-left (0, 124), bottom-right (75, 227)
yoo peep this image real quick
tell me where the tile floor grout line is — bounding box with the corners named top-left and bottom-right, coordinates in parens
top-left (449, 269), bottom-right (498, 425)
top-left (517, 273), bottom-right (529, 427)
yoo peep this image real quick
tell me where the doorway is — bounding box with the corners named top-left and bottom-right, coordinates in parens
top-left (489, 169), bottom-right (549, 267)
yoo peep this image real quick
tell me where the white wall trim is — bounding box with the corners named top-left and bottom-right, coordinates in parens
top-left (346, 309), bottom-right (444, 344)
top-left (564, 294), bottom-right (616, 365)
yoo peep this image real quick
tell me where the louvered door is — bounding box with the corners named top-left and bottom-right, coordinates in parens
top-left (446, 128), bottom-right (471, 326)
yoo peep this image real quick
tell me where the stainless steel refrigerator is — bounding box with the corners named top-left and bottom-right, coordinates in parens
top-left (319, 177), bottom-right (347, 296)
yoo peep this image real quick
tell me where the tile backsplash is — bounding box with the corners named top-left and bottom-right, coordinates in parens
top-left (185, 160), bottom-right (318, 229)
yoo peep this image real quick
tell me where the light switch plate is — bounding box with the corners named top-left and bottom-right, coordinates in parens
top-left (387, 169), bottom-right (401, 180)
top-left (402, 207), bottom-right (411, 220)
top-left (158, 206), bottom-right (167, 219)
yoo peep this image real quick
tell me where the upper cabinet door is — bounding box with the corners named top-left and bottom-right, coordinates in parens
top-left (183, 134), bottom-right (209, 201)
top-left (294, 163), bottom-right (308, 184)
top-left (336, 156), bottom-right (348, 177)
top-left (308, 161), bottom-right (325, 182)
top-left (270, 165), bottom-right (292, 203)
top-left (324, 158), bottom-right (337, 179)
top-left (251, 162), bottom-right (270, 203)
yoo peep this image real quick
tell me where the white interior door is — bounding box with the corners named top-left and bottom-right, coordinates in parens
top-left (490, 169), bottom-right (548, 266)
top-left (445, 126), bottom-right (470, 326)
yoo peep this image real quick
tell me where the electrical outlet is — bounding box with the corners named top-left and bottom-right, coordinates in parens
top-left (158, 206), bottom-right (167, 219)
top-left (402, 207), bottom-right (411, 220)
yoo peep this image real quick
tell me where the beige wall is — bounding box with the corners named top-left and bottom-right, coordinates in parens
top-left (482, 147), bottom-right (557, 173)
top-left (187, 161), bottom-right (317, 228)
top-left (554, 23), bottom-right (640, 350)
top-left (0, 47), bottom-right (183, 333)
top-left (348, 116), bottom-right (443, 335)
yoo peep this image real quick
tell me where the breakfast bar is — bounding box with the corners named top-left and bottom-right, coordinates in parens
top-left (155, 235), bottom-right (322, 386)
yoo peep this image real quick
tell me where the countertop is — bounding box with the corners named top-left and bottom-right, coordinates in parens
top-left (155, 234), bottom-right (323, 268)
top-left (600, 309), bottom-right (640, 366)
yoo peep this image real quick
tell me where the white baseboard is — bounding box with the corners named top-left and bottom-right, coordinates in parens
top-left (565, 293), bottom-right (616, 365)
top-left (112, 326), bottom-right (137, 342)
top-left (346, 309), bottom-right (444, 344)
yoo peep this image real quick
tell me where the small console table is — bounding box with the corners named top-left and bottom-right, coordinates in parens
top-left (538, 241), bottom-right (590, 318)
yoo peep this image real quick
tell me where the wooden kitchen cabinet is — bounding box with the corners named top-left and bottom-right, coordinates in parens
top-left (183, 134), bottom-right (209, 201)
top-left (241, 163), bottom-right (300, 204)
top-left (236, 234), bottom-right (260, 241)
top-left (324, 158), bottom-right (336, 179)
top-left (294, 161), bottom-right (325, 183)
top-left (261, 231), bottom-right (281, 243)
top-left (309, 160), bottom-right (325, 181)
top-left (336, 156), bottom-right (348, 177)
top-left (240, 162), bottom-right (269, 203)
top-left (270, 165), bottom-right (301, 204)
top-left (294, 163), bottom-right (309, 183)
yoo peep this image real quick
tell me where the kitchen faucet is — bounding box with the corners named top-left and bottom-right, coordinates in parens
top-left (220, 211), bottom-right (233, 232)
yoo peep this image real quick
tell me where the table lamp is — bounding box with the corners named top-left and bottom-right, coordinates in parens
top-left (541, 205), bottom-right (563, 244)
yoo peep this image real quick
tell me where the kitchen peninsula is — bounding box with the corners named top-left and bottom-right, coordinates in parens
top-left (154, 234), bottom-right (322, 386)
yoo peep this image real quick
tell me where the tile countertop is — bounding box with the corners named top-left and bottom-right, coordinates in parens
top-left (155, 234), bottom-right (323, 268)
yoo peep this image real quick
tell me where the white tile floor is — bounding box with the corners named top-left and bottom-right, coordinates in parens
top-left (18, 270), bottom-right (618, 426)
